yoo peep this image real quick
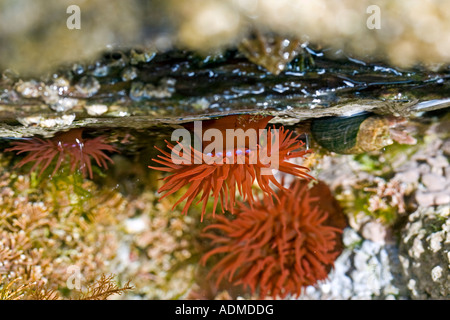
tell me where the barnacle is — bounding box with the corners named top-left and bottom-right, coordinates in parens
top-left (5, 128), bottom-right (118, 179)
top-left (149, 115), bottom-right (313, 221)
top-left (239, 31), bottom-right (302, 75)
top-left (201, 179), bottom-right (347, 299)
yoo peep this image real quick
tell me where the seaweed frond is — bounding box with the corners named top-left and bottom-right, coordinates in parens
top-left (77, 274), bottom-right (133, 300)
top-left (27, 283), bottom-right (59, 300)
top-left (0, 278), bottom-right (32, 300)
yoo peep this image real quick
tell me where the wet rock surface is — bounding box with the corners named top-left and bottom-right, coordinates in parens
top-left (1, 49), bottom-right (449, 138)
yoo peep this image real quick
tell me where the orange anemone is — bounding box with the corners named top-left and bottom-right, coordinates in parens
top-left (5, 128), bottom-right (118, 179)
top-left (201, 179), bottom-right (347, 299)
top-left (149, 115), bottom-right (313, 221)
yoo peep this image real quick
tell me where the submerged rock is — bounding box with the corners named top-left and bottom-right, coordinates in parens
top-left (399, 205), bottom-right (450, 299)
top-left (298, 228), bottom-right (407, 300)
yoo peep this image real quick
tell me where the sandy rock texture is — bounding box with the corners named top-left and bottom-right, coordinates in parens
top-left (1, 0), bottom-right (449, 76)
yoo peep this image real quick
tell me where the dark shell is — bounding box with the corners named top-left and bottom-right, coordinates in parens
top-left (311, 113), bottom-right (393, 154)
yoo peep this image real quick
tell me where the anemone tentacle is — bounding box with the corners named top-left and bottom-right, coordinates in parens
top-left (149, 123), bottom-right (313, 221)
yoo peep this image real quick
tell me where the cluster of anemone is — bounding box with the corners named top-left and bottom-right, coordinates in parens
top-left (5, 128), bottom-right (117, 179)
top-left (150, 114), bottom-right (347, 298)
top-left (5, 112), bottom-right (346, 299)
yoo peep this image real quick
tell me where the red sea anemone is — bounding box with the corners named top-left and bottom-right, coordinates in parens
top-left (149, 114), bottom-right (313, 221)
top-left (5, 128), bottom-right (117, 179)
top-left (200, 179), bottom-right (347, 299)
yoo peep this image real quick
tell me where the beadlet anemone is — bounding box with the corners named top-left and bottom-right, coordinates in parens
top-left (149, 114), bottom-right (313, 221)
top-left (5, 128), bottom-right (117, 179)
top-left (201, 179), bottom-right (347, 299)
